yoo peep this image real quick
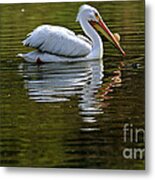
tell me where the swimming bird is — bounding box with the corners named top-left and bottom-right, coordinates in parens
top-left (18, 4), bottom-right (126, 63)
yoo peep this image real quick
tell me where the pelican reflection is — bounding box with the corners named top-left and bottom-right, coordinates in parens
top-left (19, 60), bottom-right (104, 123)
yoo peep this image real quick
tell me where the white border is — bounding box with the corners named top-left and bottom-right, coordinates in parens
top-left (0, 0), bottom-right (155, 179)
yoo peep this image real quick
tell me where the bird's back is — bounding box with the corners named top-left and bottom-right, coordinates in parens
top-left (23, 25), bottom-right (92, 57)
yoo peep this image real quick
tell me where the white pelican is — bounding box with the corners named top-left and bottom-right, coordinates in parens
top-left (18, 4), bottom-right (126, 63)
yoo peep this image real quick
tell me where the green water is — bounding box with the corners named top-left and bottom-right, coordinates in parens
top-left (0, 1), bottom-right (145, 169)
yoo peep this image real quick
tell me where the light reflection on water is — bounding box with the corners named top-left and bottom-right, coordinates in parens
top-left (19, 59), bottom-right (104, 125)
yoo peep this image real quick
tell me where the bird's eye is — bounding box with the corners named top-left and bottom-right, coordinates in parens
top-left (95, 12), bottom-right (98, 17)
top-left (94, 12), bottom-right (100, 20)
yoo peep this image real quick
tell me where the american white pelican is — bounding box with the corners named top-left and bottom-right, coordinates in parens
top-left (18, 4), bottom-right (126, 63)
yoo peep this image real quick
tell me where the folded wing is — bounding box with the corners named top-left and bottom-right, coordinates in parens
top-left (23, 25), bottom-right (92, 57)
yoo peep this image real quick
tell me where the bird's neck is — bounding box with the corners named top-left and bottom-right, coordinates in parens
top-left (79, 19), bottom-right (103, 59)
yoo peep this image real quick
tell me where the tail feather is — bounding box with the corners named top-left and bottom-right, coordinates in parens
top-left (17, 52), bottom-right (37, 63)
top-left (17, 53), bottom-right (24, 58)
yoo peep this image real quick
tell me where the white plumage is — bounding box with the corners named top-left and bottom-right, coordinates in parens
top-left (23, 25), bottom-right (92, 57)
top-left (18, 4), bottom-right (125, 63)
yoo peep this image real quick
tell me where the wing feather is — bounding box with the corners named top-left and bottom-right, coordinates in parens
top-left (23, 25), bottom-right (92, 57)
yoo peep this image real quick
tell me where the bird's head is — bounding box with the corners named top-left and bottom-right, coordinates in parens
top-left (76, 4), bottom-right (126, 57)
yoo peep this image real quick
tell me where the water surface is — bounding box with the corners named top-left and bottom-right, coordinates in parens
top-left (0, 1), bottom-right (145, 169)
